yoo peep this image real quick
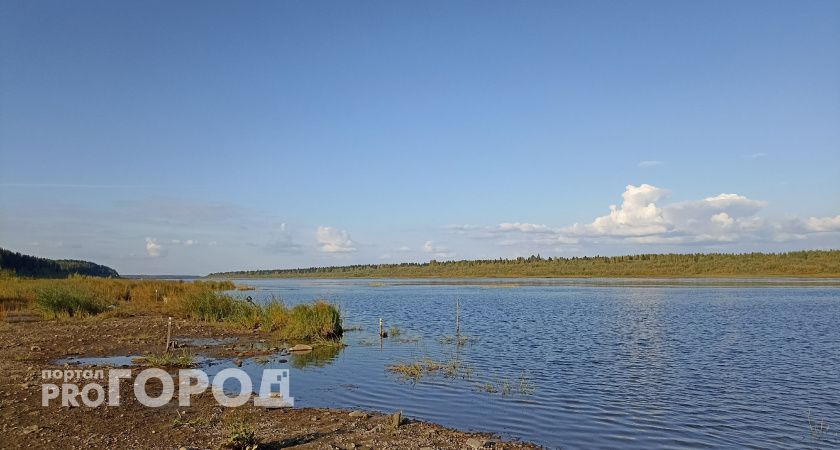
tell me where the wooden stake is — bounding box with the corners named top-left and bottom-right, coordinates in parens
top-left (379, 317), bottom-right (383, 338)
top-left (455, 298), bottom-right (460, 337)
top-left (165, 316), bottom-right (172, 352)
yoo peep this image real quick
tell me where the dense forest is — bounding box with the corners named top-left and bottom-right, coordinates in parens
top-left (210, 250), bottom-right (840, 279)
top-left (0, 248), bottom-right (119, 278)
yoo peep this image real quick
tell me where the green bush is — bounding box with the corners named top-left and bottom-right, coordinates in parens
top-left (36, 286), bottom-right (109, 318)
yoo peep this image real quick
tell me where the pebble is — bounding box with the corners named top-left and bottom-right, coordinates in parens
top-left (466, 437), bottom-right (490, 449)
top-left (289, 344), bottom-right (313, 353)
top-left (390, 411), bottom-right (402, 429)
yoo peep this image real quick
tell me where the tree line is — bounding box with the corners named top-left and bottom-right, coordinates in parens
top-left (209, 250), bottom-right (840, 279)
top-left (0, 248), bottom-right (119, 278)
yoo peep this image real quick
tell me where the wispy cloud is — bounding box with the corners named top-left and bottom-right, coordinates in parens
top-left (265, 223), bottom-right (302, 253)
top-left (0, 183), bottom-right (152, 188)
top-left (637, 160), bottom-right (664, 168)
top-left (744, 152), bottom-right (767, 160)
top-left (422, 240), bottom-right (455, 259)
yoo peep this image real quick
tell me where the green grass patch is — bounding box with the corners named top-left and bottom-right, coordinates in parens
top-left (175, 293), bottom-right (342, 341)
top-left (225, 421), bottom-right (259, 450)
top-left (136, 350), bottom-right (197, 368)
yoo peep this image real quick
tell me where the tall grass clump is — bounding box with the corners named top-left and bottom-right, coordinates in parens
top-left (174, 291), bottom-right (242, 321)
top-left (282, 301), bottom-right (342, 340)
top-left (35, 286), bottom-right (110, 318)
top-left (229, 299), bottom-right (343, 340)
top-left (174, 293), bottom-right (343, 341)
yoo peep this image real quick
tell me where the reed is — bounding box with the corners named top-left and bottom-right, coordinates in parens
top-left (35, 285), bottom-right (110, 318)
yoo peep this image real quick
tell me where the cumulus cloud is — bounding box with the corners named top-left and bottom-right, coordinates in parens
top-left (454, 183), bottom-right (839, 249)
top-left (558, 185), bottom-right (777, 244)
top-left (710, 212), bottom-right (734, 227)
top-left (805, 215), bottom-right (840, 232)
top-left (316, 226), bottom-right (356, 253)
top-left (567, 184), bottom-right (671, 237)
top-left (145, 237), bottom-right (163, 257)
top-left (423, 240), bottom-right (455, 259)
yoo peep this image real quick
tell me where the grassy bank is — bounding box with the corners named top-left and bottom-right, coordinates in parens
top-left (209, 250), bottom-right (840, 279)
top-left (0, 275), bottom-right (342, 341)
top-left (174, 291), bottom-right (342, 340)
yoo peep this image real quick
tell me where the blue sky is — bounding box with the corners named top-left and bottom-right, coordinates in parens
top-left (1, 0), bottom-right (839, 274)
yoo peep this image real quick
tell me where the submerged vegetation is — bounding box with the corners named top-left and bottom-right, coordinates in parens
top-left (210, 250), bottom-right (840, 278)
top-left (386, 357), bottom-right (532, 397)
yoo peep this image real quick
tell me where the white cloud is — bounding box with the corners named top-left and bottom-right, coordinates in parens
top-left (638, 160), bottom-right (664, 168)
top-left (745, 152), bottom-right (767, 159)
top-left (567, 184), bottom-right (671, 237)
top-left (171, 239), bottom-right (197, 246)
top-left (454, 183), bottom-right (839, 249)
top-left (805, 215), bottom-right (840, 232)
top-left (710, 212), bottom-right (734, 227)
top-left (316, 226), bottom-right (356, 253)
top-left (497, 222), bottom-right (553, 233)
top-left (423, 240), bottom-right (455, 259)
top-left (145, 237), bottom-right (162, 257)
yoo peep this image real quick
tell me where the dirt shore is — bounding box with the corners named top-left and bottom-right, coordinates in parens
top-left (0, 315), bottom-right (539, 449)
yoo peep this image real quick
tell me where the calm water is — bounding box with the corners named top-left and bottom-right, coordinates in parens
top-left (213, 279), bottom-right (840, 449)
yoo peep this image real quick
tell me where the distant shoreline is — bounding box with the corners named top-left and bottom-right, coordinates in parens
top-left (208, 250), bottom-right (840, 280)
top-left (209, 273), bottom-right (840, 280)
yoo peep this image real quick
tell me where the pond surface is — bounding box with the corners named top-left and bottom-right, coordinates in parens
top-left (220, 278), bottom-right (840, 449)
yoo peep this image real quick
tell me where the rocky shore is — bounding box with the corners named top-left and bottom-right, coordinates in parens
top-left (0, 316), bottom-right (539, 449)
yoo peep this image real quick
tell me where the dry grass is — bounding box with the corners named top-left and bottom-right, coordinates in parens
top-left (387, 358), bottom-right (444, 383)
top-left (0, 276), bottom-right (236, 318)
top-left (0, 276), bottom-right (343, 342)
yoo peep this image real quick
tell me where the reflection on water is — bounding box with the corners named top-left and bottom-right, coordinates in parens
top-left (289, 345), bottom-right (343, 369)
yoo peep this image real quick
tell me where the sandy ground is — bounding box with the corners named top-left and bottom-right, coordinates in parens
top-left (0, 315), bottom-right (540, 449)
